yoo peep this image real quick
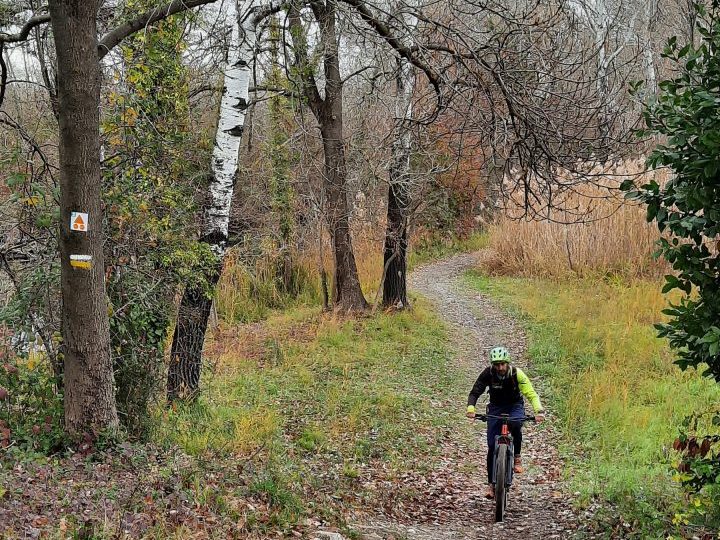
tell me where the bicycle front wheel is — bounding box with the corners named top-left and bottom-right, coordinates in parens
top-left (494, 444), bottom-right (507, 522)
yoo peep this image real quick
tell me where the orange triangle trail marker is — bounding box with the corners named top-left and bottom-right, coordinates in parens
top-left (70, 212), bottom-right (88, 232)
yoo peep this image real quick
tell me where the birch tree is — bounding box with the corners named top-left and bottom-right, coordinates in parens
top-left (641, 0), bottom-right (660, 95)
top-left (567, 0), bottom-right (640, 147)
top-left (168, 0), bottom-right (260, 400)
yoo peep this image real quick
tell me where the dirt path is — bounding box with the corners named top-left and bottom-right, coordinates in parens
top-left (352, 252), bottom-right (586, 540)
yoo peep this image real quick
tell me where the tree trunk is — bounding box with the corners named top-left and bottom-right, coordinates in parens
top-left (321, 267), bottom-right (330, 311)
top-left (167, 261), bottom-right (221, 399)
top-left (167, 0), bottom-right (254, 401)
top-left (320, 121), bottom-right (367, 311)
top-left (382, 24), bottom-right (416, 309)
top-left (595, 21), bottom-right (610, 154)
top-left (382, 182), bottom-right (409, 308)
top-left (642, 43), bottom-right (656, 95)
top-left (49, 0), bottom-right (119, 437)
top-left (313, 2), bottom-right (367, 311)
top-left (642, 0), bottom-right (659, 96)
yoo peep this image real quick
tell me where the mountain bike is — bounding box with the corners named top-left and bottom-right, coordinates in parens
top-left (475, 412), bottom-right (536, 522)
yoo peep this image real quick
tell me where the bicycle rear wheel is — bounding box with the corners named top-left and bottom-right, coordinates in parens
top-left (494, 444), bottom-right (507, 522)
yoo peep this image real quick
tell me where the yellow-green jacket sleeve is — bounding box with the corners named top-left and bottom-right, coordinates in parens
top-left (516, 368), bottom-right (543, 413)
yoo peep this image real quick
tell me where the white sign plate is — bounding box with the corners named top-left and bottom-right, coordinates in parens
top-left (70, 212), bottom-right (88, 232)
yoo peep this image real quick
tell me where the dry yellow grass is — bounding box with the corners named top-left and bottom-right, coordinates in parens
top-left (293, 232), bottom-right (386, 299)
top-left (216, 227), bottom-right (389, 322)
top-left (483, 160), bottom-right (670, 279)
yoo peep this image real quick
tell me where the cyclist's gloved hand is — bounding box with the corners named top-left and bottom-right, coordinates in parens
top-left (466, 405), bottom-right (476, 419)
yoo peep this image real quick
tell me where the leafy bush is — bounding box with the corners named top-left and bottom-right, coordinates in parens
top-left (101, 1), bottom-right (214, 435)
top-left (0, 346), bottom-right (64, 456)
top-left (624, 1), bottom-right (720, 497)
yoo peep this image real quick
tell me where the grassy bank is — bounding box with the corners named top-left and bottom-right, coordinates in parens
top-left (0, 299), bottom-right (466, 539)
top-left (153, 299), bottom-right (464, 536)
top-left (464, 272), bottom-right (720, 537)
top-left (1, 233), bottom-right (487, 539)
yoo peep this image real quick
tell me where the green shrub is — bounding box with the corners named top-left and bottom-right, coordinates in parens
top-left (0, 348), bottom-right (65, 456)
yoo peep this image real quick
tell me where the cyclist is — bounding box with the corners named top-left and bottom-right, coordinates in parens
top-left (466, 346), bottom-right (545, 499)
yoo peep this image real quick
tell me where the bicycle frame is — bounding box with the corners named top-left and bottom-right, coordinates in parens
top-left (475, 412), bottom-right (536, 522)
top-left (492, 419), bottom-right (515, 486)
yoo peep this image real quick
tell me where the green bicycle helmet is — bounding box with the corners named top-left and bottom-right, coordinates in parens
top-left (490, 346), bottom-right (510, 364)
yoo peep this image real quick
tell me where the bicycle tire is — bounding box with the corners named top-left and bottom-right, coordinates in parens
top-left (494, 444), bottom-right (507, 522)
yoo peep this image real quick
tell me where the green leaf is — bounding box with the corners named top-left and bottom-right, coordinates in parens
top-left (662, 275), bottom-right (680, 293)
top-left (6, 172), bottom-right (26, 188)
top-left (647, 201), bottom-right (660, 222)
top-left (619, 179), bottom-right (635, 191)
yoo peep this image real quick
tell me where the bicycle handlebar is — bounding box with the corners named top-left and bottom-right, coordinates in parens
top-left (474, 414), bottom-right (537, 422)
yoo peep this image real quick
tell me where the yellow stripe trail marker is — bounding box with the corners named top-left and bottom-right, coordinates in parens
top-left (70, 254), bottom-right (92, 270)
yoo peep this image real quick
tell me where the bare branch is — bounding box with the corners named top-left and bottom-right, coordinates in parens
top-left (98, 0), bottom-right (220, 59)
top-left (0, 112), bottom-right (55, 176)
top-left (340, 0), bottom-right (442, 110)
top-left (0, 13), bottom-right (51, 44)
top-left (341, 64), bottom-right (374, 85)
top-left (245, 0), bottom-right (288, 26)
top-left (189, 83), bottom-right (217, 99)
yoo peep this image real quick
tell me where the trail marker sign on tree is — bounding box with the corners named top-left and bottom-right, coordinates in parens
top-left (70, 254), bottom-right (92, 270)
top-left (71, 212), bottom-right (88, 232)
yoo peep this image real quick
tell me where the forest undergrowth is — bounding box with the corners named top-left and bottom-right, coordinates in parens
top-left (1, 235), bottom-right (481, 539)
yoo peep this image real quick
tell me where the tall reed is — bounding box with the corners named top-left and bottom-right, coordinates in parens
top-left (484, 163), bottom-right (669, 279)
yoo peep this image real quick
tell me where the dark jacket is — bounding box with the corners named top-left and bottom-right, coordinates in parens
top-left (467, 365), bottom-right (543, 412)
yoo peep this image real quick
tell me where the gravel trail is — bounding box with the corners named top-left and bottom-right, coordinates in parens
top-left (353, 252), bottom-right (587, 540)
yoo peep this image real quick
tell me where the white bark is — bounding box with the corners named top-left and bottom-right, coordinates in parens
top-left (568, 0), bottom-right (637, 104)
top-left (643, 43), bottom-right (656, 93)
top-left (642, 0), bottom-right (659, 95)
top-left (392, 54), bottom-right (414, 176)
top-left (205, 0), bottom-right (257, 254)
top-left (391, 8), bottom-right (418, 177)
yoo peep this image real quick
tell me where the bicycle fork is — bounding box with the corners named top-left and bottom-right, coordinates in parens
top-left (492, 426), bottom-right (515, 486)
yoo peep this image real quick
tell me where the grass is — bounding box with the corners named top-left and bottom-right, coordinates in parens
top-left (464, 271), bottom-right (720, 537)
top-left (408, 231), bottom-right (489, 270)
top-left (216, 251), bottom-right (323, 323)
top-left (152, 298), bottom-right (464, 535)
top-left (39, 227), bottom-right (483, 537)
